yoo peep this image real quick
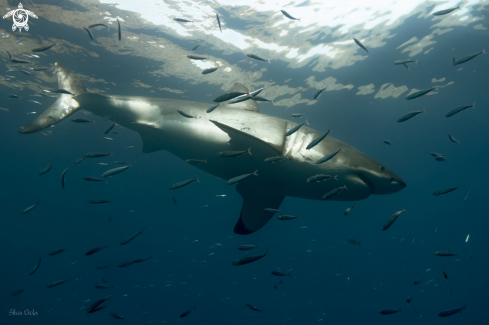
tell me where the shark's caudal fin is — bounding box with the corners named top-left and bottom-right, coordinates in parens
top-left (235, 184), bottom-right (284, 235)
top-left (19, 62), bottom-right (87, 134)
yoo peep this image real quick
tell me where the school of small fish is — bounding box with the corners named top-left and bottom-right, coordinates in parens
top-left (3, 3), bottom-right (477, 323)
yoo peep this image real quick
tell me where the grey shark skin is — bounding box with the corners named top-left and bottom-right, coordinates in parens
top-left (20, 63), bottom-right (406, 235)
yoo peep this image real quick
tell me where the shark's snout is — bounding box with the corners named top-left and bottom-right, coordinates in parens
top-left (390, 178), bottom-right (407, 188)
top-left (390, 177), bottom-right (407, 192)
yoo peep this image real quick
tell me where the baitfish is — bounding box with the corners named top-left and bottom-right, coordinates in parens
top-left (316, 149), bottom-right (341, 164)
top-left (216, 13), bottom-right (222, 32)
top-left (83, 27), bottom-right (94, 40)
top-left (344, 204), bottom-right (356, 216)
top-left (48, 249), bottom-right (66, 256)
top-left (321, 185), bottom-right (347, 200)
top-left (245, 303), bottom-right (262, 312)
top-left (232, 251), bottom-right (268, 266)
top-left (226, 170), bottom-right (258, 185)
top-left (353, 38), bottom-right (368, 53)
top-left (46, 279), bottom-right (70, 288)
top-left (187, 55), bottom-right (208, 60)
top-left (238, 244), bottom-right (259, 250)
top-left (202, 66), bottom-right (219, 75)
top-left (119, 230), bottom-right (143, 245)
top-left (117, 19), bottom-right (121, 41)
top-left (280, 10), bottom-right (300, 21)
top-left (448, 134), bottom-right (459, 143)
top-left (32, 43), bottom-right (55, 52)
top-left (382, 209), bottom-right (406, 231)
top-left (433, 186), bottom-right (459, 196)
top-left (71, 118), bottom-right (94, 123)
top-left (29, 258), bottom-right (41, 275)
top-left (61, 167), bottom-right (69, 189)
top-left (101, 165), bottom-right (130, 177)
top-left (85, 246), bottom-right (108, 255)
top-left (87, 200), bottom-right (110, 204)
top-left (438, 305), bottom-right (466, 317)
top-left (434, 251), bottom-right (457, 257)
top-left (177, 110), bottom-right (197, 118)
top-left (246, 54), bottom-right (270, 63)
top-left (285, 120), bottom-right (308, 137)
top-left (104, 122), bottom-right (115, 134)
top-left (453, 50), bottom-right (484, 66)
top-left (39, 162), bottom-right (51, 175)
top-left (406, 87), bottom-right (436, 100)
top-left (180, 305), bottom-right (196, 318)
top-left (445, 103), bottom-right (475, 117)
top-left (313, 87), bottom-right (327, 99)
top-left (88, 23), bottom-right (109, 29)
top-left (169, 178), bottom-right (199, 190)
top-left (397, 110), bottom-right (425, 122)
top-left (174, 18), bottom-right (193, 23)
top-left (433, 7), bottom-right (460, 16)
top-left (22, 200), bottom-right (39, 215)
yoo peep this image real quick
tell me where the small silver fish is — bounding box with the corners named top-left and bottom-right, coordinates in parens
top-left (448, 134), bottom-right (460, 143)
top-left (453, 50), bottom-right (485, 66)
top-left (313, 87), bottom-right (327, 99)
top-left (343, 204), bottom-right (356, 215)
top-left (353, 38), bottom-right (368, 53)
top-left (246, 54), bottom-right (270, 63)
top-left (406, 87), bottom-right (436, 100)
top-left (285, 120), bottom-right (308, 136)
top-left (280, 10), bottom-right (300, 20)
top-left (264, 156), bottom-right (286, 163)
top-left (277, 214), bottom-right (301, 220)
top-left (433, 7), bottom-right (460, 16)
top-left (226, 170), bottom-right (258, 185)
top-left (177, 110), bottom-right (197, 118)
top-left (174, 18), bottom-right (193, 23)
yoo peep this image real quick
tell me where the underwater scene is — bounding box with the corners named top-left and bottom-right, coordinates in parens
top-left (1, 0), bottom-right (487, 324)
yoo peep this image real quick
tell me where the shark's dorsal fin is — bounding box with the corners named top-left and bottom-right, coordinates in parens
top-left (235, 184), bottom-right (284, 234)
top-left (229, 82), bottom-right (249, 94)
top-left (220, 82), bottom-right (260, 112)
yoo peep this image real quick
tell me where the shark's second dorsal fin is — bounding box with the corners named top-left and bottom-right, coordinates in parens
top-left (220, 83), bottom-right (260, 113)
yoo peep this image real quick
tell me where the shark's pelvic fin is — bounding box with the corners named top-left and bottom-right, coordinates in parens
top-left (235, 184), bottom-right (284, 234)
top-left (19, 62), bottom-right (87, 134)
top-left (210, 120), bottom-right (282, 155)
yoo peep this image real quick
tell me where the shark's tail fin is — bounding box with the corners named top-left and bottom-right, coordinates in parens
top-left (19, 62), bottom-right (87, 134)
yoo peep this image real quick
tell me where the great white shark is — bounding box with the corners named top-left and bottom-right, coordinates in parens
top-left (21, 63), bottom-right (406, 234)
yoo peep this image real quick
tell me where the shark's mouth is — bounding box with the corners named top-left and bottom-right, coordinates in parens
top-left (356, 173), bottom-right (376, 194)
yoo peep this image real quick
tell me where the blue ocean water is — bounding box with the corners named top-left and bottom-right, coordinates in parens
top-left (1, 1), bottom-right (487, 324)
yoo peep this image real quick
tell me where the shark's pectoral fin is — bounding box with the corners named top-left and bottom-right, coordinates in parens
top-left (210, 120), bottom-right (282, 156)
top-left (234, 184), bottom-right (284, 235)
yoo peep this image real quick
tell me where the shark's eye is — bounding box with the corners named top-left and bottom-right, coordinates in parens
top-left (380, 166), bottom-right (386, 172)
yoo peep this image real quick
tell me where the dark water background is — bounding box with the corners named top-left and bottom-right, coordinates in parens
top-left (0, 1), bottom-right (487, 324)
